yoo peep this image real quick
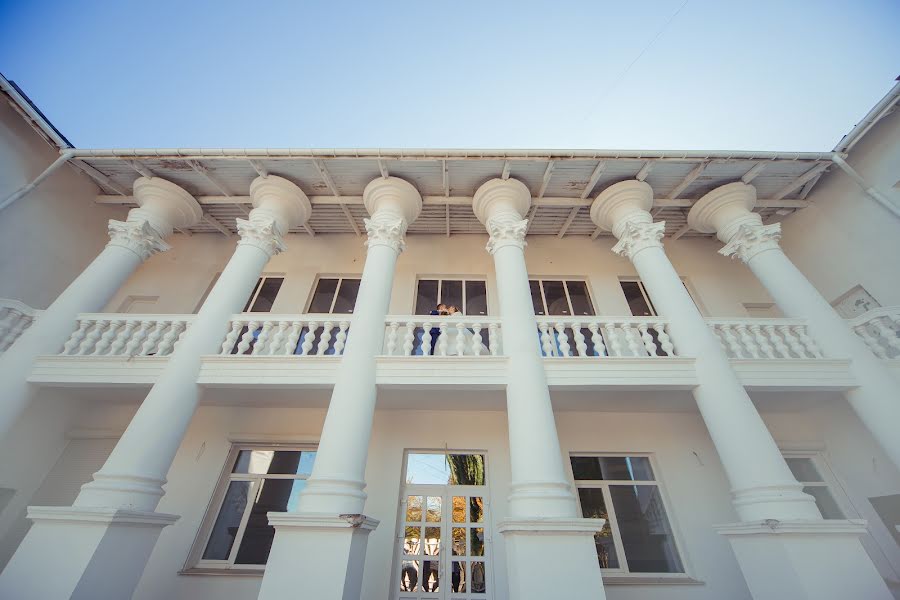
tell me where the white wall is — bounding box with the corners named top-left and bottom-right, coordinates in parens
top-left (0, 101), bottom-right (126, 308)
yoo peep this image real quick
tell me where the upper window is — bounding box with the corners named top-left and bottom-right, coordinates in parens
top-left (243, 277), bottom-right (285, 312)
top-left (191, 445), bottom-right (317, 571)
top-left (571, 454), bottom-right (684, 574)
top-left (405, 452), bottom-right (486, 485)
top-left (529, 279), bottom-right (595, 316)
top-left (307, 277), bottom-right (361, 313)
top-left (783, 454), bottom-right (844, 519)
top-left (619, 278), bottom-right (699, 317)
top-left (415, 279), bottom-right (487, 316)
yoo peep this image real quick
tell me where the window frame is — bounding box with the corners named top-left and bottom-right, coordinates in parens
top-left (413, 276), bottom-right (489, 316)
top-left (567, 452), bottom-right (690, 579)
top-left (185, 442), bottom-right (317, 573)
top-left (243, 275), bottom-right (286, 313)
top-left (781, 450), bottom-right (851, 519)
top-left (305, 275), bottom-right (362, 314)
top-left (618, 276), bottom-right (705, 317)
top-left (528, 278), bottom-right (596, 317)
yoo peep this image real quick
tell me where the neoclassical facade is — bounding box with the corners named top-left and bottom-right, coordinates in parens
top-left (1, 74), bottom-right (899, 600)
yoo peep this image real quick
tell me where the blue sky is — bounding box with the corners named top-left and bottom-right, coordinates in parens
top-left (1, 0), bottom-right (897, 150)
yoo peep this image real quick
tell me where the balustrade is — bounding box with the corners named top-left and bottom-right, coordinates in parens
top-left (0, 299), bottom-right (41, 353)
top-left (848, 307), bottom-right (900, 360)
top-left (707, 319), bottom-right (823, 359)
top-left (219, 315), bottom-right (351, 356)
top-left (58, 314), bottom-right (194, 357)
top-left (382, 316), bottom-right (501, 357)
top-left (535, 317), bottom-right (675, 358)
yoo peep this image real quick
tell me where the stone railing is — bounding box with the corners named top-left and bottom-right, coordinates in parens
top-left (707, 319), bottom-right (822, 359)
top-left (848, 307), bottom-right (900, 359)
top-left (535, 316), bottom-right (675, 358)
top-left (0, 299), bottom-right (42, 353)
top-left (382, 316), bottom-right (502, 357)
top-left (219, 315), bottom-right (351, 356)
top-left (58, 314), bottom-right (195, 357)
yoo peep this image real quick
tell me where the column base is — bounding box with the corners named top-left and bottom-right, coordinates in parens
top-left (0, 505), bottom-right (178, 600)
top-left (715, 519), bottom-right (891, 600)
top-left (257, 512), bottom-right (379, 600)
top-left (497, 517), bottom-right (607, 600)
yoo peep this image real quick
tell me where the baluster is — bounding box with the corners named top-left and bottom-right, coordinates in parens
top-left (401, 322), bottom-right (415, 356)
top-left (109, 320), bottom-right (137, 356)
top-left (299, 322), bottom-right (318, 356)
top-left (173, 321), bottom-right (191, 351)
top-left (488, 322), bottom-right (499, 356)
top-left (285, 322), bottom-right (304, 355)
top-left (252, 321), bottom-right (275, 355)
top-left (720, 324), bottom-right (745, 359)
top-left (386, 322), bottom-right (400, 356)
top-left (711, 327), bottom-right (728, 353)
top-left (438, 323), bottom-right (449, 356)
top-left (62, 320), bottom-right (91, 355)
top-left (638, 323), bottom-right (659, 357)
top-left (221, 321), bottom-right (243, 355)
top-left (622, 323), bottom-right (641, 357)
top-left (605, 322), bottom-right (624, 357)
top-left (555, 322), bottom-right (571, 357)
top-left (765, 324), bottom-right (791, 359)
top-left (124, 321), bottom-right (152, 356)
top-left (421, 322), bottom-right (433, 357)
top-left (455, 322), bottom-right (467, 356)
top-left (140, 321), bottom-right (166, 356)
top-left (656, 322), bottom-right (675, 356)
top-left (854, 324), bottom-right (887, 358)
top-left (749, 324), bottom-right (776, 358)
top-left (77, 320), bottom-right (108, 355)
top-left (90, 320), bottom-right (120, 356)
top-left (572, 323), bottom-right (587, 357)
top-left (588, 322), bottom-right (606, 357)
top-left (156, 321), bottom-right (184, 356)
top-left (872, 316), bottom-right (900, 356)
top-left (266, 321), bottom-right (289, 356)
top-left (777, 325), bottom-right (806, 358)
top-left (794, 325), bottom-right (823, 358)
top-left (316, 321), bottom-right (334, 355)
top-left (538, 322), bottom-right (554, 357)
top-left (237, 320), bottom-right (260, 355)
top-left (471, 324), bottom-right (483, 356)
top-left (333, 321), bottom-right (349, 356)
top-left (735, 324), bottom-right (760, 359)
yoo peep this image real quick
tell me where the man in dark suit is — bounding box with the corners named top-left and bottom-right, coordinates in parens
top-left (427, 303), bottom-right (448, 355)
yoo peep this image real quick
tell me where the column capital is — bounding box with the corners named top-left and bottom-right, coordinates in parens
top-left (611, 220), bottom-right (666, 259)
top-left (363, 216), bottom-right (407, 252)
top-left (106, 219), bottom-right (171, 260)
top-left (249, 175), bottom-right (312, 236)
top-left (236, 216), bottom-right (287, 257)
top-left (687, 181), bottom-right (761, 243)
top-left (131, 177), bottom-right (203, 238)
top-left (590, 179), bottom-right (654, 239)
top-left (719, 222), bottom-right (782, 263)
top-left (485, 217), bottom-right (528, 254)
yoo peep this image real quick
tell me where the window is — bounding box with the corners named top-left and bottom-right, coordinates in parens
top-left (571, 455), bottom-right (684, 574)
top-left (405, 452), bottom-right (486, 485)
top-left (191, 445), bottom-right (316, 570)
top-left (620, 278), bottom-right (700, 317)
top-left (415, 278), bottom-right (487, 316)
top-left (307, 277), bottom-right (361, 314)
top-left (244, 277), bottom-right (285, 312)
top-left (783, 454), bottom-right (844, 519)
top-left (529, 279), bottom-right (595, 316)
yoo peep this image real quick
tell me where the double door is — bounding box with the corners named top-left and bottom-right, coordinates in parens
top-left (395, 485), bottom-right (491, 599)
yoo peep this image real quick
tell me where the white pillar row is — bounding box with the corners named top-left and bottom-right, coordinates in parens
top-left (592, 180), bottom-right (890, 600)
top-left (473, 179), bottom-right (607, 600)
top-left (0, 175), bottom-right (311, 600)
top-left (257, 177), bottom-right (421, 600)
top-left (688, 182), bottom-right (900, 471)
top-left (0, 177), bottom-right (202, 440)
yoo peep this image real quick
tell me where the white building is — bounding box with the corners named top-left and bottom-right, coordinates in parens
top-left (0, 74), bottom-right (899, 600)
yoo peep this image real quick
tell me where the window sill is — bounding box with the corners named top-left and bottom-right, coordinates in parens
top-left (179, 567), bottom-right (264, 577)
top-left (602, 574), bottom-right (704, 586)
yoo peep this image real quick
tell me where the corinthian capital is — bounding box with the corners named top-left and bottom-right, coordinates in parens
top-left (485, 216), bottom-right (528, 255)
top-left (106, 219), bottom-right (171, 260)
top-left (364, 217), bottom-right (407, 252)
top-left (611, 220), bottom-right (665, 259)
top-left (719, 222), bottom-right (782, 263)
top-left (236, 217), bottom-right (286, 257)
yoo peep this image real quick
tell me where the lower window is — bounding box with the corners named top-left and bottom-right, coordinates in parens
top-left (570, 454), bottom-right (684, 574)
top-left (191, 445), bottom-right (317, 570)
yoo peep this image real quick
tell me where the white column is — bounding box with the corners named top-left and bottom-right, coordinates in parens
top-left (257, 177), bottom-right (421, 600)
top-left (592, 180), bottom-right (889, 600)
top-left (0, 176), bottom-right (310, 600)
top-left (474, 179), bottom-right (607, 600)
top-left (0, 177), bottom-right (201, 440)
top-left (688, 182), bottom-right (900, 471)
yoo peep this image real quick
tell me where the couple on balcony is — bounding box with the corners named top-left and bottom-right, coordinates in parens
top-left (423, 303), bottom-right (487, 356)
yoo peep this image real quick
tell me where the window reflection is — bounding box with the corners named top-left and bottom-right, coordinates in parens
top-left (405, 453), bottom-right (486, 485)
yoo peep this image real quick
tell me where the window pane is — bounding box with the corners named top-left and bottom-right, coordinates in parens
top-left (542, 280), bottom-right (570, 315)
top-left (804, 486), bottom-right (844, 519)
top-left (469, 497), bottom-right (484, 523)
top-left (406, 453), bottom-right (486, 485)
top-left (415, 280), bottom-right (440, 315)
top-left (400, 560), bottom-right (419, 591)
top-left (424, 527), bottom-right (441, 555)
top-left (466, 281), bottom-right (488, 316)
top-left (529, 280), bottom-right (545, 315)
top-left (470, 527), bottom-right (485, 556)
top-left (566, 281), bottom-right (595, 316)
top-left (202, 481), bottom-right (251, 560)
top-left (422, 560), bottom-right (440, 592)
top-left (232, 450), bottom-right (315, 475)
top-left (248, 277), bottom-right (283, 312)
top-left (448, 454), bottom-right (486, 485)
top-left (234, 479), bottom-right (307, 564)
top-left (609, 485), bottom-right (683, 573)
top-left (571, 456), bottom-right (654, 481)
top-left (441, 280), bottom-right (463, 313)
top-left (621, 281), bottom-right (655, 317)
top-left (242, 278), bottom-right (263, 312)
top-left (332, 279), bottom-right (360, 314)
top-left (471, 561), bottom-right (486, 593)
top-left (785, 457), bottom-right (824, 482)
top-left (576, 488), bottom-right (619, 569)
top-left (308, 278), bottom-right (338, 313)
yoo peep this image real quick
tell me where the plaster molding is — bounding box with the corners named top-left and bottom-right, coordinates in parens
top-left (714, 518), bottom-right (869, 537)
top-left (497, 517), bottom-right (606, 535)
top-left (485, 216), bottom-right (528, 254)
top-left (106, 219), bottom-right (171, 261)
top-left (266, 512), bottom-right (379, 532)
top-left (611, 220), bottom-right (666, 259)
top-left (236, 216), bottom-right (286, 257)
top-left (26, 505), bottom-right (179, 528)
top-left (364, 216), bottom-right (407, 252)
top-left (719, 222), bottom-right (783, 263)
